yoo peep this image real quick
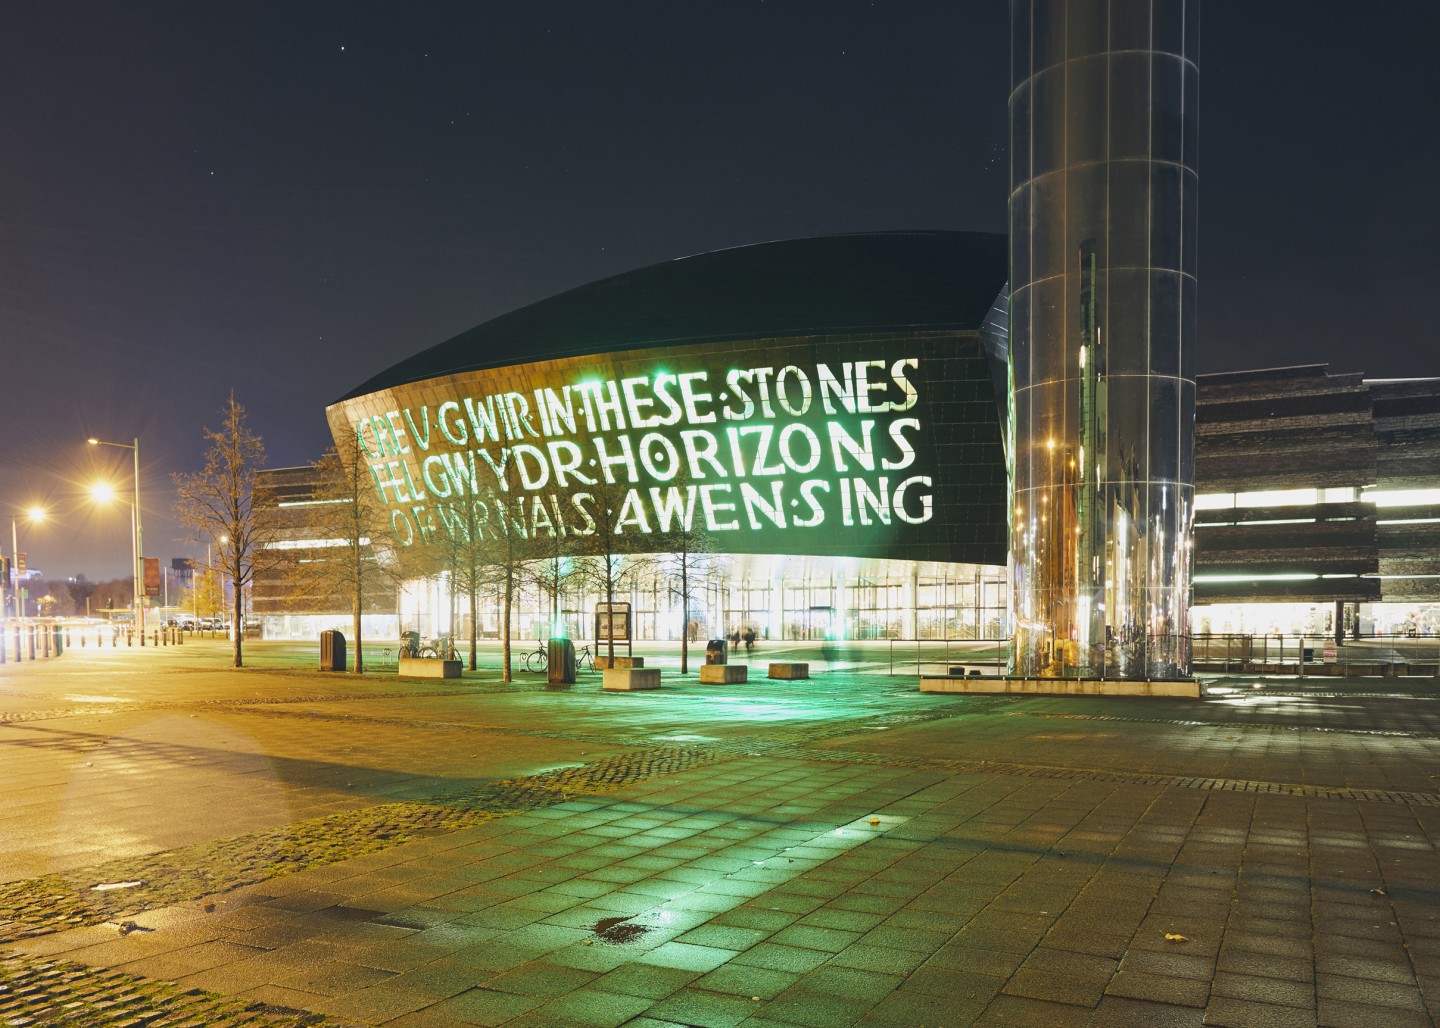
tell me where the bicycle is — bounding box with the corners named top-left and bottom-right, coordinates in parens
top-left (523, 642), bottom-right (596, 673)
top-left (415, 636), bottom-right (458, 660)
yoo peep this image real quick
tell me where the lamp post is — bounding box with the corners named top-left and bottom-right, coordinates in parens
top-left (3, 506), bottom-right (46, 620)
top-left (88, 437), bottom-right (144, 644)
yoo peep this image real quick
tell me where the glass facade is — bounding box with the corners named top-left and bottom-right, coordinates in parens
top-left (1009, 0), bottom-right (1200, 678)
top-left (387, 554), bottom-right (1009, 647)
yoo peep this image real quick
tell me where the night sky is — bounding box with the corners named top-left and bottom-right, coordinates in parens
top-left (3, 2), bottom-right (1437, 580)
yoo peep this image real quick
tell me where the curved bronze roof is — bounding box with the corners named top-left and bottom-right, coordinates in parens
top-left (337, 230), bottom-right (1007, 402)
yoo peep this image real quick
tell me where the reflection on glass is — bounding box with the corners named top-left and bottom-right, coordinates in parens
top-left (1009, 0), bottom-right (1199, 680)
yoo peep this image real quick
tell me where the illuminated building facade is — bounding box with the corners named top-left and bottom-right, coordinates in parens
top-left (1008, 0), bottom-right (1200, 679)
top-left (1192, 366), bottom-right (1440, 640)
top-left (319, 232), bottom-right (1014, 645)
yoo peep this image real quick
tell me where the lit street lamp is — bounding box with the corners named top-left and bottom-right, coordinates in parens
top-left (87, 436), bottom-right (145, 643)
top-left (3, 506), bottom-right (46, 621)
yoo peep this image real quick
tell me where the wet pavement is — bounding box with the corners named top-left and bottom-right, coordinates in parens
top-left (1, 639), bottom-right (1438, 1025)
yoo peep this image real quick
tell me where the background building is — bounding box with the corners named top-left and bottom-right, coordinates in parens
top-left (252, 465), bottom-right (400, 639)
top-left (1193, 365), bottom-right (1440, 639)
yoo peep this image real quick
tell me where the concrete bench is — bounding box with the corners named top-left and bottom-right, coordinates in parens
top-left (603, 668), bottom-right (661, 691)
top-left (594, 655), bottom-right (644, 670)
top-left (399, 656), bottom-right (462, 679)
top-left (768, 662), bottom-right (810, 680)
top-left (699, 664), bottom-right (748, 684)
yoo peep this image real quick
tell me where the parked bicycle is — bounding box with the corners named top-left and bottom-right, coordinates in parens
top-left (402, 631), bottom-right (457, 660)
top-left (522, 641), bottom-right (596, 673)
top-left (523, 642), bottom-right (548, 673)
top-left (420, 637), bottom-right (457, 660)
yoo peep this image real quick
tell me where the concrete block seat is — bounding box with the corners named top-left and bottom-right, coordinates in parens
top-left (603, 668), bottom-right (661, 691)
top-left (398, 656), bottom-right (462, 679)
top-left (768, 662), bottom-right (810, 680)
top-left (699, 664), bottom-right (748, 684)
top-left (594, 655), bottom-right (644, 669)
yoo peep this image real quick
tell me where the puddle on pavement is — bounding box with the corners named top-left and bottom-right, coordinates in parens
top-left (591, 916), bottom-right (652, 944)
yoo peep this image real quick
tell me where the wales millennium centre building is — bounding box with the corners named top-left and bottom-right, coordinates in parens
top-left (260, 1), bottom-right (1440, 681)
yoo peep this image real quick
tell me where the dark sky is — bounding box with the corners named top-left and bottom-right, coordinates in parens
top-left (2, 2), bottom-right (1437, 580)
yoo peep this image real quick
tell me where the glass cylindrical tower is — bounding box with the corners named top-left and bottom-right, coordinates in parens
top-left (1009, 0), bottom-right (1199, 679)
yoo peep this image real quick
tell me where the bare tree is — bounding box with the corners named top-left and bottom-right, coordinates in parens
top-left (655, 507), bottom-right (715, 674)
top-left (173, 394), bottom-right (284, 667)
top-left (526, 528), bottom-right (580, 650)
top-left (482, 481), bottom-right (535, 682)
top-left (427, 498), bottom-right (483, 668)
top-left (573, 479), bottom-right (655, 663)
top-left (289, 433), bottom-right (399, 673)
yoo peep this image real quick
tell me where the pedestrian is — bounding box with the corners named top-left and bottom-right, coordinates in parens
top-left (742, 626), bottom-right (755, 654)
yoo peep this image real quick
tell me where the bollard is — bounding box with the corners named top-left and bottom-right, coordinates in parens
top-left (42, 631), bottom-right (50, 658)
top-left (176, 626), bottom-right (183, 645)
top-left (28, 628), bottom-right (36, 660)
top-left (127, 629), bottom-right (133, 647)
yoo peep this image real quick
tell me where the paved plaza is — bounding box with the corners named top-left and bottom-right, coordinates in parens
top-left (1, 639), bottom-right (1438, 1026)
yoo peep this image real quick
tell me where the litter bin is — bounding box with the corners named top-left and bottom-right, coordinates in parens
top-left (320, 630), bottom-right (346, 671)
top-left (548, 638), bottom-right (576, 684)
top-left (705, 639), bottom-right (728, 665)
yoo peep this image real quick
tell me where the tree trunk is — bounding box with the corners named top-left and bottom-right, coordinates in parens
top-left (352, 577), bottom-right (364, 673)
top-left (502, 568), bottom-right (513, 683)
top-left (232, 580), bottom-right (243, 668)
top-left (680, 557), bottom-right (690, 674)
top-left (469, 581), bottom-right (478, 671)
top-left (605, 564), bottom-right (616, 662)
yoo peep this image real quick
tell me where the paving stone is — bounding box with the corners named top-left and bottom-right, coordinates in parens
top-left (645, 986), bottom-right (760, 1027)
top-left (976, 992), bottom-right (1094, 1025)
top-left (1091, 995), bottom-right (1208, 1026)
top-left (529, 987), bottom-right (655, 1028)
top-left (1106, 969), bottom-right (1211, 1008)
top-left (1202, 994), bottom-right (1322, 1027)
top-left (1315, 972), bottom-right (1427, 1011)
top-left (591, 961), bottom-right (699, 1000)
top-left (1316, 996), bottom-right (1438, 1027)
top-left (425, 985), bottom-right (545, 1025)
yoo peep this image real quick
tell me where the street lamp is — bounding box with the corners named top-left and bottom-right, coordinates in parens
top-left (3, 506), bottom-right (46, 621)
top-left (87, 436), bottom-right (144, 643)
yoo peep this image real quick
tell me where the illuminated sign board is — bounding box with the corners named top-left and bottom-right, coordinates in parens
top-left (330, 334), bottom-right (1006, 563)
